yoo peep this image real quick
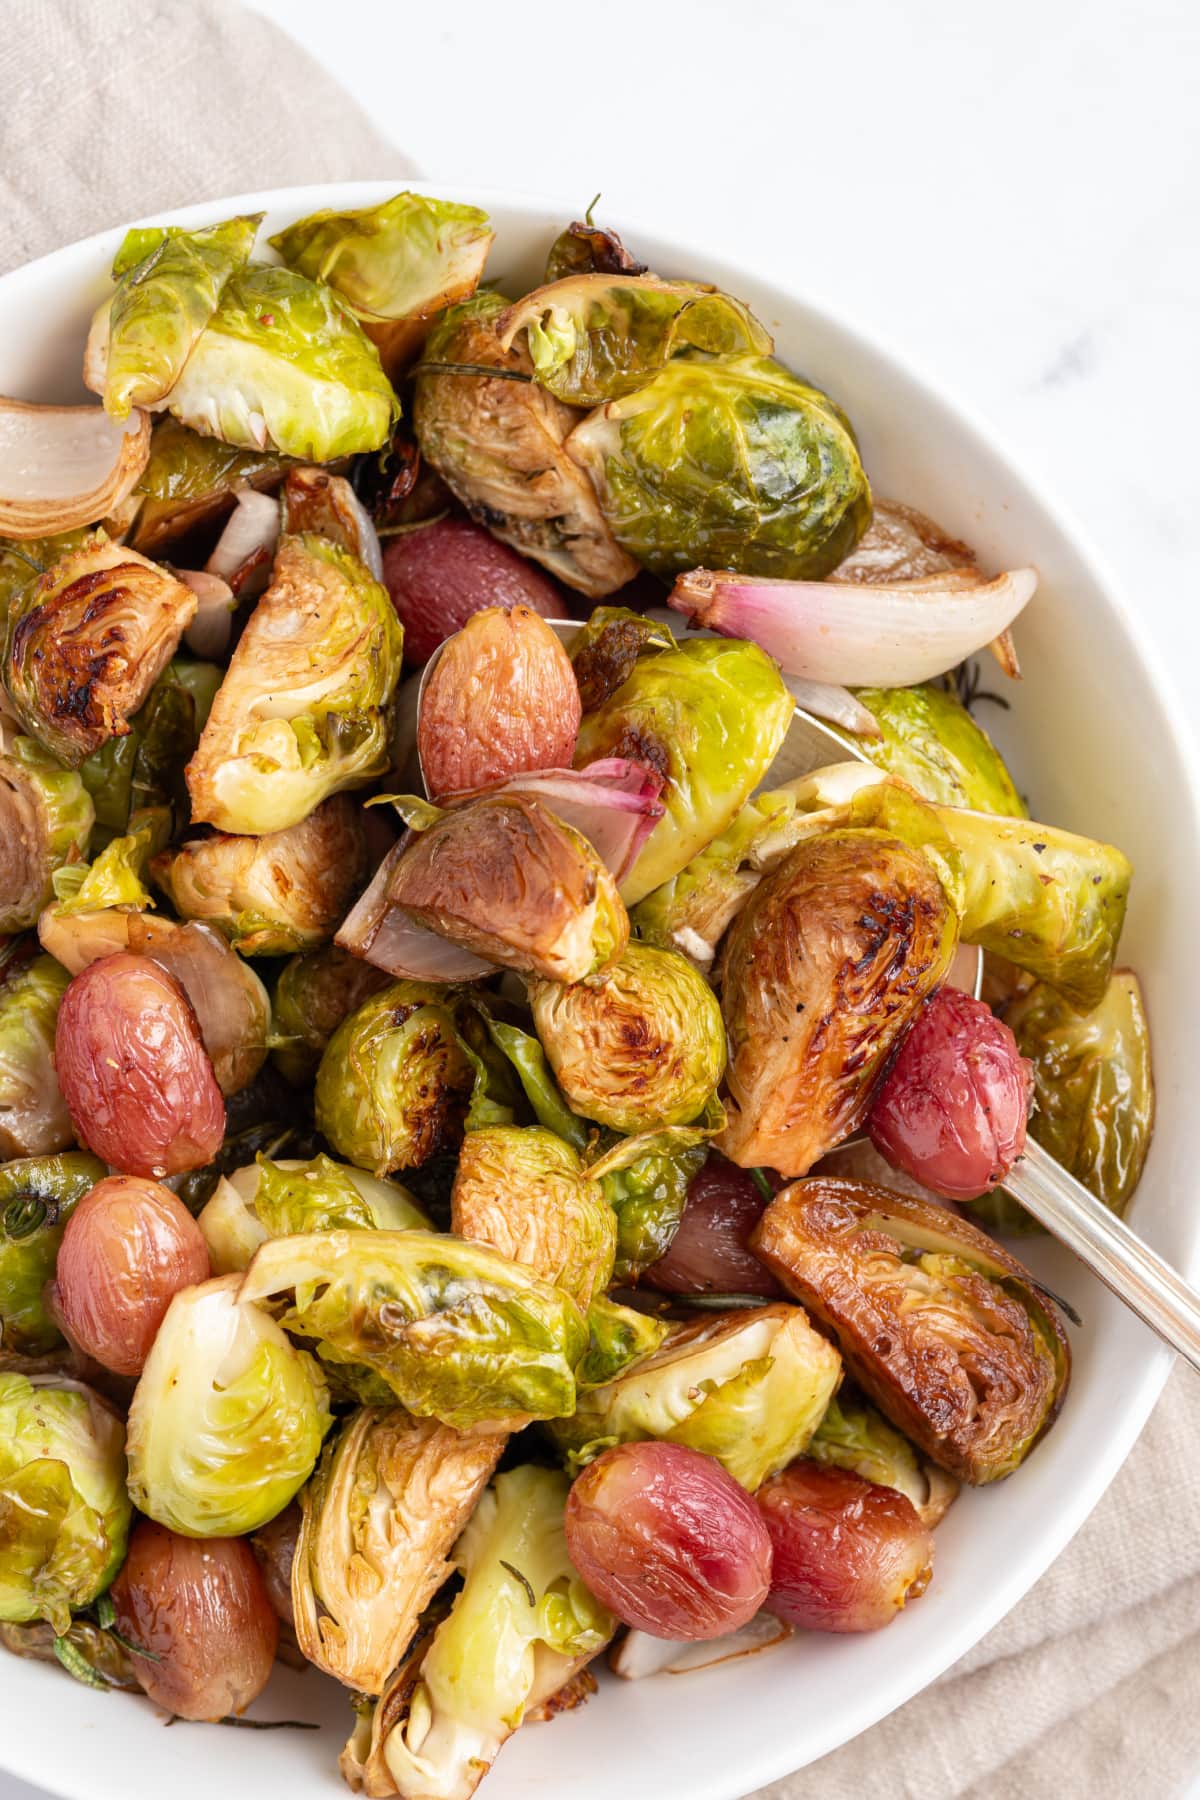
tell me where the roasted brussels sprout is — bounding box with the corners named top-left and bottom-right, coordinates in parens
top-left (545, 214), bottom-right (646, 282)
top-left (126, 1272), bottom-right (332, 1536)
top-left (551, 1303), bottom-right (841, 1492)
top-left (4, 539), bottom-right (197, 766)
top-left (270, 191), bottom-right (494, 378)
top-left (315, 982), bottom-right (477, 1176)
top-left (529, 943), bottom-right (725, 1132)
top-left (86, 213), bottom-right (262, 418)
top-left (157, 262), bottom-right (395, 460)
top-left (130, 417), bottom-right (288, 556)
top-left (574, 636), bottom-right (793, 905)
top-left (999, 969), bottom-right (1153, 1217)
top-left (342, 1466), bottom-right (612, 1799)
top-left (271, 942), bottom-right (391, 1087)
top-left (413, 293), bottom-right (639, 596)
top-left (835, 683), bottom-right (1026, 815)
top-left (151, 794), bottom-right (369, 955)
top-left (373, 792), bottom-right (628, 983)
top-left (601, 1137), bottom-right (709, 1281)
top-left (0, 527), bottom-right (95, 633)
top-left (569, 604), bottom-right (675, 712)
top-left (80, 656), bottom-right (222, 845)
top-left (809, 1392), bottom-right (959, 1529)
top-left (718, 828), bottom-right (958, 1176)
top-left (0, 951), bottom-right (72, 1159)
top-left (577, 1292), bottom-right (670, 1389)
top-left (186, 532), bottom-right (403, 834)
top-left (452, 1125), bottom-right (616, 1312)
top-left (0, 1615), bottom-right (140, 1690)
top-left (293, 1407), bottom-right (502, 1694)
top-left (0, 1152), bottom-right (105, 1354)
top-left (0, 1373), bottom-right (131, 1632)
top-left (198, 1152), bottom-right (429, 1274)
top-left (753, 1177), bottom-right (1070, 1483)
top-left (0, 737), bottom-right (94, 935)
top-left (498, 274), bottom-right (772, 406)
top-left (240, 1228), bottom-right (589, 1430)
top-left (567, 352), bottom-right (871, 579)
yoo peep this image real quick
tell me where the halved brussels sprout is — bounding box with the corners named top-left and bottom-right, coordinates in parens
top-left (497, 274), bottom-right (772, 406)
top-left (44, 812), bottom-right (162, 920)
top-left (4, 539), bottom-right (197, 766)
top-left (375, 792), bottom-right (628, 983)
top-left (550, 1303), bottom-right (842, 1492)
top-left (600, 1137), bottom-right (710, 1282)
top-left (718, 828), bottom-right (958, 1176)
top-left (270, 191), bottom-right (494, 379)
top-left (80, 656), bottom-right (222, 845)
top-left (576, 1292), bottom-right (670, 1389)
top-left (86, 213), bottom-right (262, 418)
top-left (239, 1228), bottom-right (589, 1430)
top-left (752, 1177), bottom-right (1070, 1483)
top-left (569, 604), bottom-right (675, 713)
top-left (293, 1406), bottom-right (502, 1694)
top-left (529, 942), bottom-right (726, 1133)
top-left (130, 417), bottom-right (288, 556)
top-left (271, 943), bottom-right (391, 1087)
top-left (834, 683), bottom-right (1026, 816)
top-left (0, 1373), bottom-right (131, 1633)
top-left (315, 982), bottom-right (477, 1176)
top-left (1, 527), bottom-right (97, 637)
top-left (0, 737), bottom-right (94, 934)
top-left (151, 794), bottom-right (369, 955)
top-left (0, 950), bottom-right (72, 1159)
top-left (413, 293), bottom-right (639, 597)
top-left (809, 1392), bottom-right (959, 1528)
top-left (574, 636), bottom-right (793, 905)
top-left (567, 352), bottom-right (872, 579)
top-left (0, 1152), bottom-right (106, 1354)
top-left (186, 532), bottom-right (403, 834)
top-left (160, 262), bottom-right (395, 460)
top-left (126, 1272), bottom-right (332, 1537)
top-left (198, 1152), bottom-right (429, 1274)
top-left (279, 465), bottom-right (381, 572)
top-left (342, 1465), bottom-right (613, 1799)
top-left (451, 1125), bottom-right (616, 1312)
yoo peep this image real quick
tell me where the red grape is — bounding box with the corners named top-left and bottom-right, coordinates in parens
top-left (55, 1175), bottom-right (211, 1375)
top-left (758, 1460), bottom-right (933, 1633)
top-left (54, 953), bottom-right (226, 1179)
top-left (250, 1503), bottom-right (300, 1628)
top-left (110, 1520), bottom-right (278, 1719)
top-left (642, 1154), bottom-right (782, 1296)
top-left (868, 987), bottom-right (1031, 1200)
top-left (382, 515), bottom-right (567, 667)
top-left (565, 1441), bottom-right (772, 1640)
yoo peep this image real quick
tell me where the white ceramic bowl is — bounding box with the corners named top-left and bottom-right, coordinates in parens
top-left (1, 184), bottom-right (1197, 1800)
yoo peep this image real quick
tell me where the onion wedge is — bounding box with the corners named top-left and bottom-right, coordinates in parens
top-left (609, 1613), bottom-right (792, 1680)
top-left (669, 565), bottom-right (1036, 688)
top-left (475, 759), bottom-right (665, 883)
top-left (0, 399), bottom-right (150, 538)
top-left (336, 841), bottom-right (494, 983)
top-left (177, 569), bottom-right (236, 658)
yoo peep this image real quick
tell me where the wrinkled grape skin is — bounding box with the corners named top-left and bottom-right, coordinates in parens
top-left (758, 1460), bottom-right (933, 1633)
top-left (110, 1520), bottom-right (278, 1719)
top-left (55, 1175), bottom-right (211, 1376)
top-left (868, 988), bottom-right (1031, 1201)
top-left (565, 1441), bottom-right (772, 1641)
top-left (54, 954), bottom-right (226, 1179)
top-left (642, 1154), bottom-right (782, 1297)
top-left (381, 515), bottom-right (567, 666)
top-left (250, 1502), bottom-right (300, 1628)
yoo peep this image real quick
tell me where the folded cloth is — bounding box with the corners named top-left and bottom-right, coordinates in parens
top-left (1, 6), bottom-right (1196, 1799)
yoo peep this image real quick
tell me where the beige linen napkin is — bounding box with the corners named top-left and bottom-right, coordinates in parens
top-left (2, 6), bottom-right (1196, 1796)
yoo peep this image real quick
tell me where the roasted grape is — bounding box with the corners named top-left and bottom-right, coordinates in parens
top-left (381, 515), bottom-right (566, 667)
top-left (642, 1154), bottom-right (782, 1297)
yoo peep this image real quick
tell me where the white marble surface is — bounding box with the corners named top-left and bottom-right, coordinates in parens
top-left (2, 1), bottom-right (1198, 1796)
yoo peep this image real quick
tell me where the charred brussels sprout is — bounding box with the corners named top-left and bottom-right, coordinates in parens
top-left (4, 540), bottom-right (197, 767)
top-left (314, 982), bottom-right (477, 1176)
top-left (809, 1393), bottom-right (959, 1528)
top-left (239, 1228), bottom-right (589, 1430)
top-left (569, 604), bottom-right (675, 713)
top-left (377, 792), bottom-right (628, 983)
top-left (497, 274), bottom-right (773, 406)
top-left (574, 636), bottom-right (793, 905)
top-left (293, 1407), bottom-right (502, 1694)
top-left (342, 1466), bottom-right (613, 1798)
top-left (414, 292), bottom-right (639, 597)
top-left (186, 532), bottom-right (403, 834)
top-left (551, 1303), bottom-right (841, 1492)
top-left (198, 1152), bottom-right (429, 1274)
top-left (545, 214), bottom-right (646, 282)
top-left (0, 738), bottom-right (94, 935)
top-left (0, 1373), bottom-right (131, 1632)
top-left (530, 943), bottom-right (726, 1133)
top-left (836, 683), bottom-right (1026, 816)
top-left (271, 943), bottom-right (391, 1087)
top-left (151, 794), bottom-right (369, 955)
top-left (567, 352), bottom-right (872, 579)
top-left (0, 1152), bottom-right (106, 1353)
top-left (753, 1177), bottom-right (1070, 1483)
top-left (718, 828), bottom-right (958, 1177)
top-left (130, 417), bottom-right (288, 555)
top-left (0, 951), bottom-right (72, 1159)
top-left (79, 656), bottom-right (222, 846)
top-left (126, 1273), bottom-right (332, 1536)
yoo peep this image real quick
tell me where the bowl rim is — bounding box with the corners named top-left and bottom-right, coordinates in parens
top-left (0, 179), bottom-right (1194, 1800)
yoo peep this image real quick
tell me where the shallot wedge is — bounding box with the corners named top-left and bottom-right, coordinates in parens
top-left (204, 487), bottom-right (280, 585)
top-left (335, 840), bottom-right (494, 983)
top-left (477, 759), bottom-right (665, 883)
top-left (177, 569), bottom-right (236, 658)
top-left (669, 565), bottom-right (1037, 688)
top-left (0, 398), bottom-right (151, 537)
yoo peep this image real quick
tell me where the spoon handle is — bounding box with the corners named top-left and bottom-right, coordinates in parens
top-left (1009, 1140), bottom-right (1200, 1373)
